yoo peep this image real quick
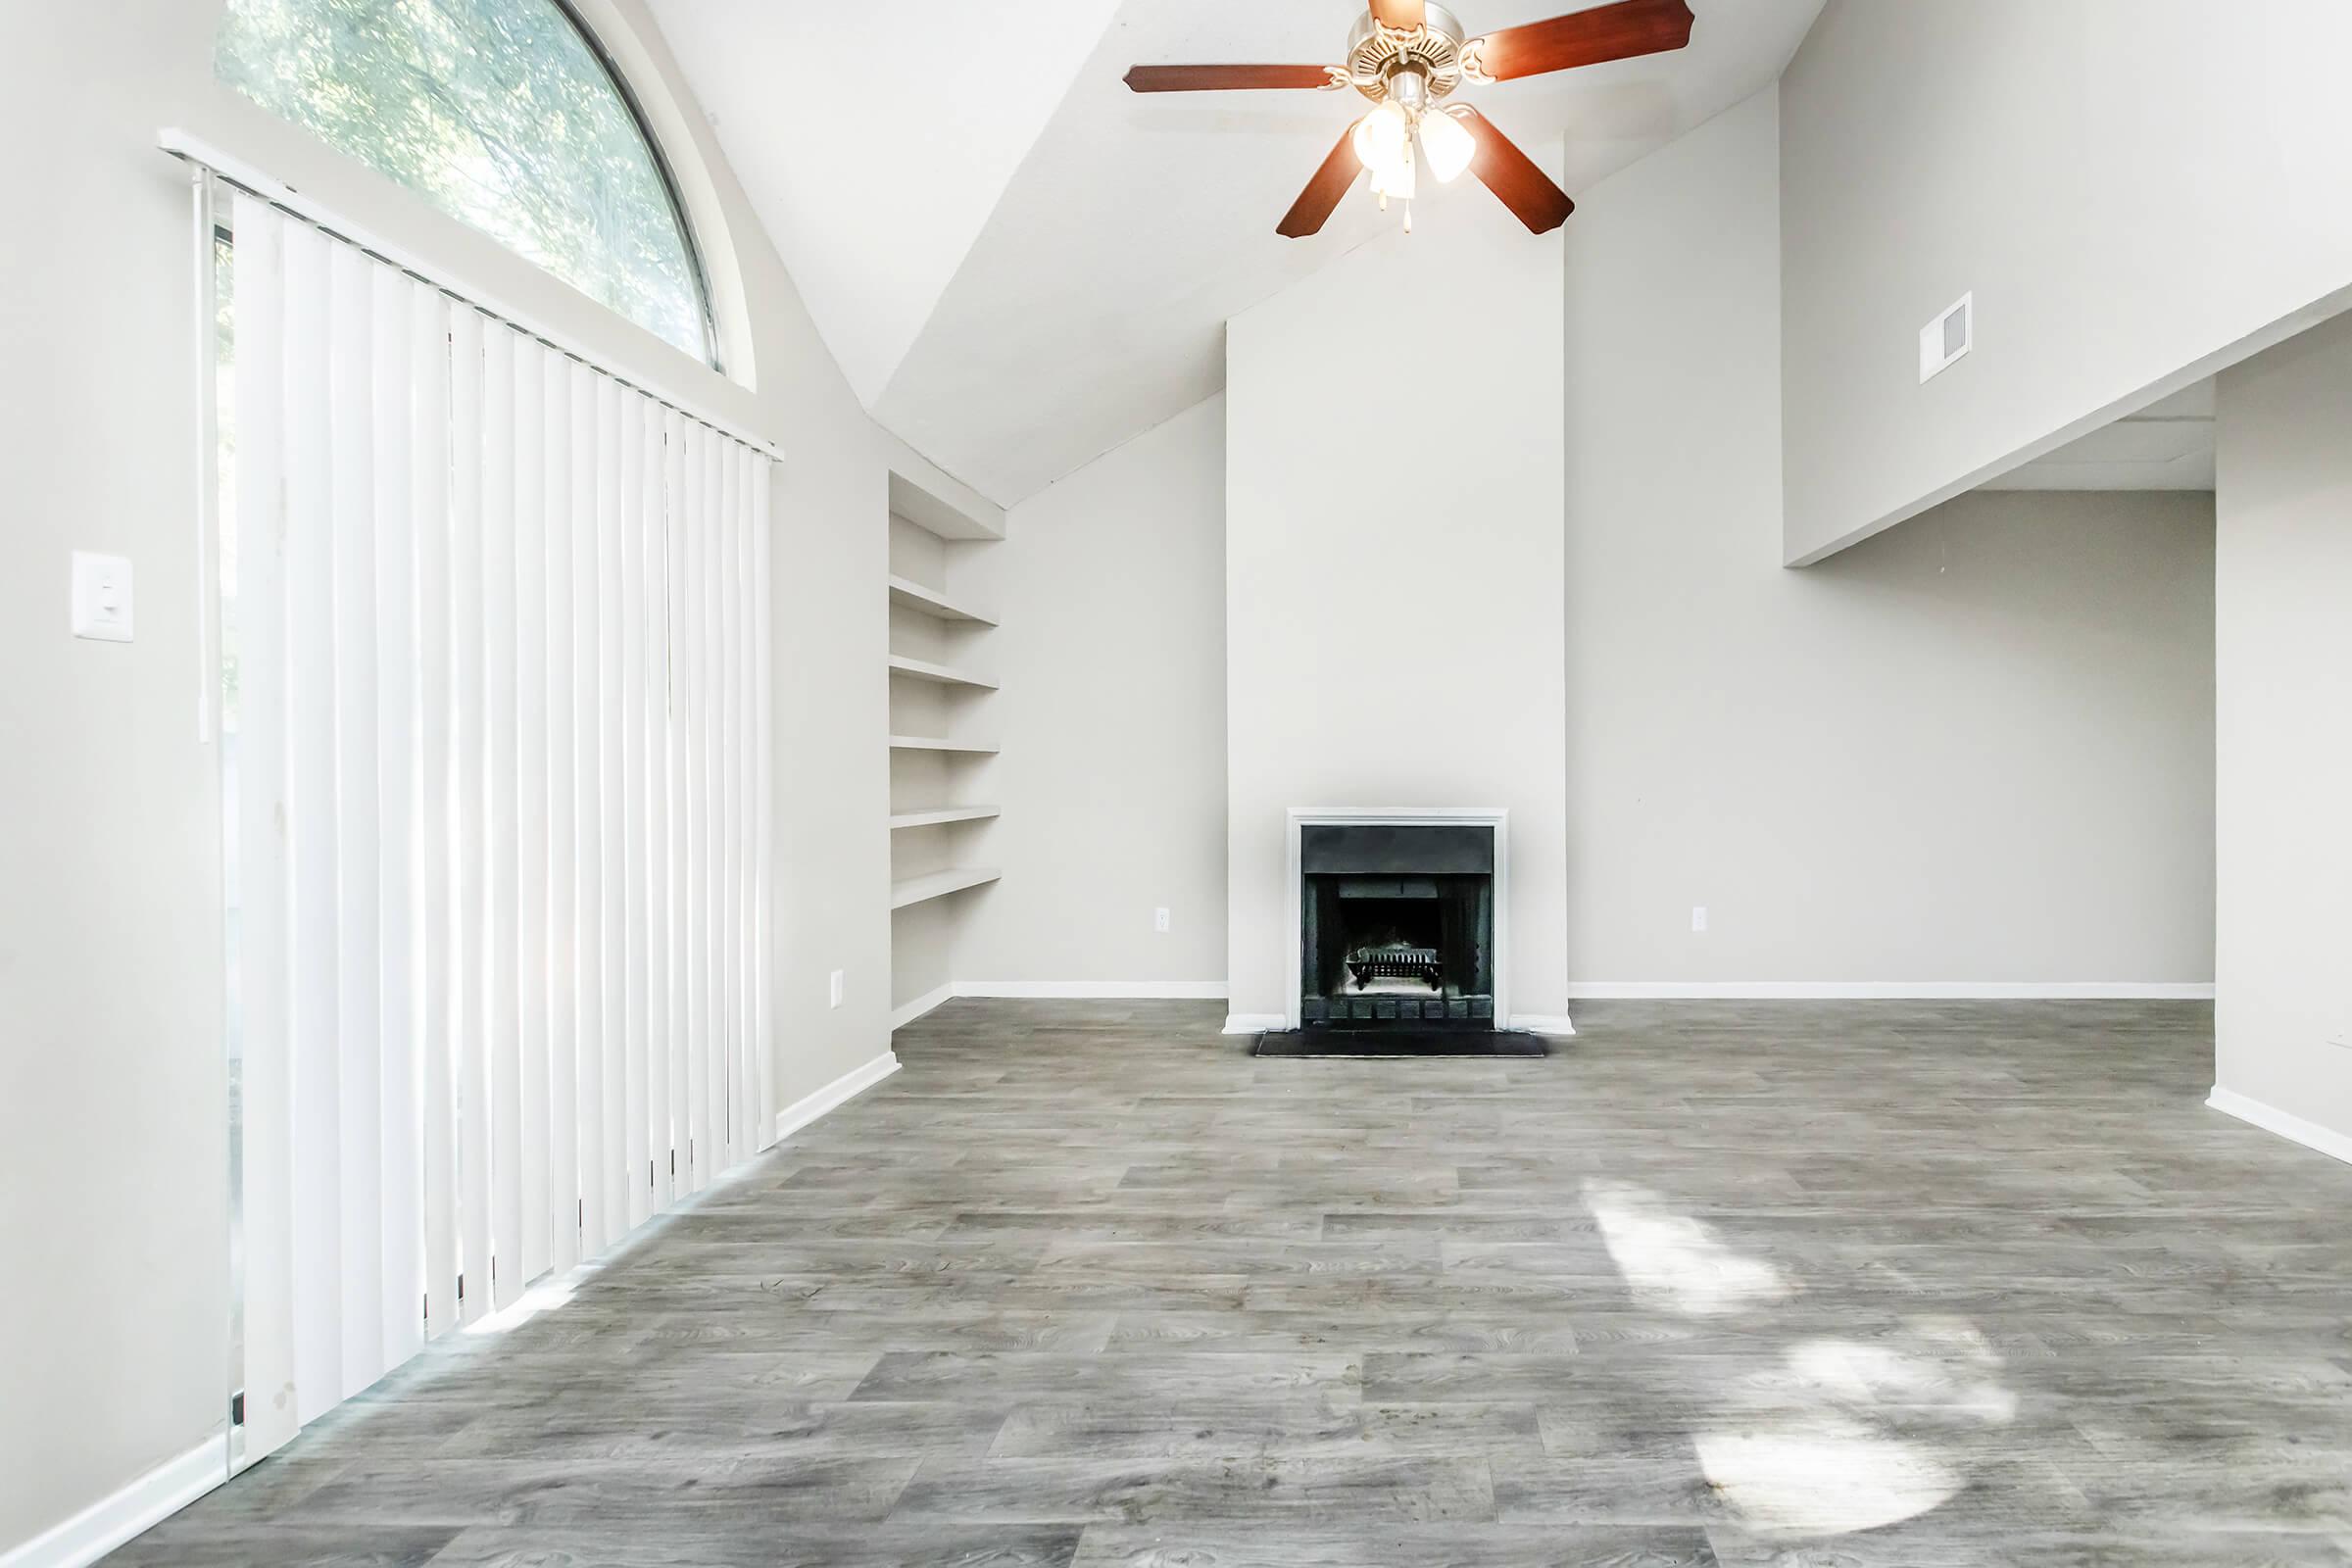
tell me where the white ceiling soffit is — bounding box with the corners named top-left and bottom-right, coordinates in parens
top-left (649, 0), bottom-right (1129, 409)
top-left (1980, 377), bottom-right (2217, 492)
top-left (661, 0), bottom-right (1823, 505)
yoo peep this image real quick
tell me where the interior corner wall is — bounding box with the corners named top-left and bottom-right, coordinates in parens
top-left (955, 395), bottom-right (1228, 989)
top-left (2213, 313), bottom-right (2352, 1147)
top-left (1226, 202), bottom-right (1569, 1025)
top-left (1566, 83), bottom-right (2217, 989)
top-left (1, 0), bottom-right (981, 1552)
top-left (1779, 0), bottom-right (2352, 564)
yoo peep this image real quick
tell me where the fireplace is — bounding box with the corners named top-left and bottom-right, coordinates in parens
top-left (1297, 820), bottom-right (1496, 1030)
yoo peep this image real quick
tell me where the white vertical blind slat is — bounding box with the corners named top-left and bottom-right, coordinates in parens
top-left (283, 220), bottom-right (346, 1423)
top-left (370, 264), bottom-right (422, 1367)
top-left (544, 355), bottom-right (582, 1275)
top-left (232, 195), bottom-right (299, 1462)
top-left (662, 412), bottom-right (690, 1199)
top-left (329, 244), bottom-right (386, 1399)
top-left (718, 442), bottom-right (745, 1164)
top-left (482, 323), bottom-right (524, 1313)
top-left (678, 422), bottom-right (707, 1195)
top-left (619, 394), bottom-right (651, 1229)
top-left (752, 454), bottom-right (774, 1149)
top-left (643, 406), bottom-right (672, 1209)
top-left (514, 336), bottom-right (553, 1285)
top-left (703, 431), bottom-right (728, 1172)
top-left (739, 446), bottom-right (760, 1154)
top-left (597, 379), bottom-right (630, 1236)
top-left (448, 308), bottom-right (492, 1326)
top-left (413, 285), bottom-right (459, 1342)
top-left (574, 376), bottom-right (610, 1260)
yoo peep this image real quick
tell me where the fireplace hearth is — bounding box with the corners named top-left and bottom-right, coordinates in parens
top-left (1298, 821), bottom-right (1494, 1029)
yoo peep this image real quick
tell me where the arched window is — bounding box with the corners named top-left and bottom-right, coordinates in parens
top-left (219, 0), bottom-right (717, 365)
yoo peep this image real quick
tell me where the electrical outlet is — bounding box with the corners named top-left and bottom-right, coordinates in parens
top-left (828, 969), bottom-right (844, 1008)
top-left (1153, 907), bottom-right (1171, 934)
top-left (1690, 906), bottom-right (1709, 934)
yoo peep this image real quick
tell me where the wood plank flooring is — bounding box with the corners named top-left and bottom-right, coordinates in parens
top-left (108, 999), bottom-right (2352, 1565)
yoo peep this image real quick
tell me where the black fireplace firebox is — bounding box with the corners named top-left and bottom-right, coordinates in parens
top-left (1299, 822), bottom-right (1495, 1029)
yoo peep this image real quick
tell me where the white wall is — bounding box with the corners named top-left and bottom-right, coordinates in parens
top-left (2213, 314), bottom-right (2352, 1146)
top-left (1780, 0), bottom-right (2352, 564)
top-left (954, 395), bottom-right (1228, 988)
top-left (0, 1), bottom-right (989, 1552)
top-left (0, 9), bottom-right (230, 1552)
top-left (1566, 85), bottom-right (2216, 990)
top-left (1225, 199), bottom-right (1569, 1026)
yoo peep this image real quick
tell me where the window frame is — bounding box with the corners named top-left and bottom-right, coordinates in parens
top-left (548, 0), bottom-right (723, 371)
top-left (218, 0), bottom-right (727, 370)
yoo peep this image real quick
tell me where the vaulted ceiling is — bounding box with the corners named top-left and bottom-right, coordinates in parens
top-left (654, 0), bottom-right (1825, 506)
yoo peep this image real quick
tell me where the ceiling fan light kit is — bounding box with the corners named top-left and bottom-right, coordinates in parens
top-left (1123, 0), bottom-right (1695, 239)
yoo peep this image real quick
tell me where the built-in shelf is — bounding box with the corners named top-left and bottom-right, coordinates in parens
top-left (892, 472), bottom-right (1004, 541)
top-left (887, 574), bottom-right (997, 626)
top-left (887, 734), bottom-right (999, 755)
top-left (888, 654), bottom-right (997, 691)
top-left (889, 806), bottom-right (1002, 831)
top-left (890, 866), bottom-right (1002, 909)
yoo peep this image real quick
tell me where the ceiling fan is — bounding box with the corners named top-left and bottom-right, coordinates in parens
top-left (1124, 0), bottom-right (1694, 238)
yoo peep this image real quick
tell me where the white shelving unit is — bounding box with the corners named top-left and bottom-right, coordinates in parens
top-left (891, 866), bottom-right (1004, 909)
top-left (887, 654), bottom-right (998, 691)
top-left (888, 735), bottom-right (999, 755)
top-left (888, 574), bottom-right (997, 625)
top-left (887, 471), bottom-right (1004, 1024)
top-left (890, 806), bottom-right (1002, 831)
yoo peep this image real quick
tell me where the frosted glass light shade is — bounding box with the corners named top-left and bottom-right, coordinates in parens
top-left (1418, 109), bottom-right (1475, 183)
top-left (1352, 101), bottom-right (1410, 177)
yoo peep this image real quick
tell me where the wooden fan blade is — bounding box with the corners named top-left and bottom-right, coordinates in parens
top-left (1457, 109), bottom-right (1574, 233)
top-left (1370, 0), bottom-right (1427, 29)
top-left (1124, 64), bottom-right (1336, 92)
top-left (1277, 126), bottom-right (1363, 239)
top-left (1469, 0), bottom-right (1694, 81)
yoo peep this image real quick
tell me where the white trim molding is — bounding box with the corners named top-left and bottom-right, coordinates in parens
top-left (893, 981), bottom-right (1230, 1032)
top-left (1, 1436), bottom-right (225, 1568)
top-left (2206, 1087), bottom-right (2352, 1167)
top-left (1223, 1012), bottom-right (1287, 1036)
top-left (770, 1052), bottom-right (899, 1146)
top-left (1564, 981), bottom-right (2216, 1001)
top-left (1285, 807), bottom-right (1510, 1033)
top-left (1510, 1014), bottom-right (1578, 1037)
top-left (888, 984), bottom-right (956, 1032)
top-left (956, 980), bottom-right (1228, 1001)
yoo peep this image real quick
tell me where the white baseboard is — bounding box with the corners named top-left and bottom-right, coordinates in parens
top-left (954, 979), bottom-right (1229, 1001)
top-left (894, 981), bottom-right (1228, 1032)
top-left (771, 1051), bottom-right (900, 1145)
top-left (1223, 1012), bottom-right (1285, 1035)
top-left (1510, 1013), bottom-right (1578, 1037)
top-left (2206, 1086), bottom-right (2352, 1167)
top-left (1, 1435), bottom-right (224, 1568)
top-left (1564, 980), bottom-right (2216, 1001)
top-left (888, 984), bottom-right (956, 1031)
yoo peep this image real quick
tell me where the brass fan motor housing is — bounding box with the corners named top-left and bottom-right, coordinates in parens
top-left (1346, 4), bottom-right (1470, 104)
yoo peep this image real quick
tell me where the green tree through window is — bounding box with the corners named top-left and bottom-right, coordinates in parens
top-left (220, 0), bottom-right (714, 363)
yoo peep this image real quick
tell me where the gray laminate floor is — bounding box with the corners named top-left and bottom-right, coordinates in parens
top-left (109, 999), bottom-right (2352, 1566)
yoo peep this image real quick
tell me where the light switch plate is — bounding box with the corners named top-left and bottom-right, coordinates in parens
top-left (72, 552), bottom-right (133, 642)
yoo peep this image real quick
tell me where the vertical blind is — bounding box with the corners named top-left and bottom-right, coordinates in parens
top-left (230, 192), bottom-right (774, 1462)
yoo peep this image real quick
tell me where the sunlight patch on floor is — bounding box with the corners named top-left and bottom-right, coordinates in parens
top-left (1582, 1182), bottom-right (2020, 1540)
top-left (1581, 1177), bottom-right (1793, 1315)
top-left (1695, 1413), bottom-right (1960, 1537)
